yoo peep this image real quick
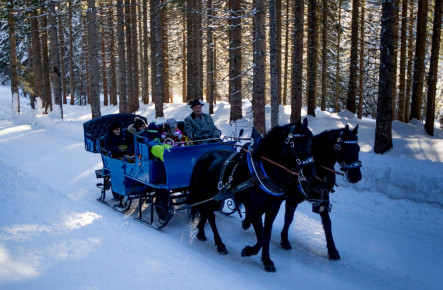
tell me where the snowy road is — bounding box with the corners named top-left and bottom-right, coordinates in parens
top-left (1, 99), bottom-right (442, 289)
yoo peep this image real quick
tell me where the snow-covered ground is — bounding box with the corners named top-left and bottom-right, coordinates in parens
top-left (0, 86), bottom-right (442, 289)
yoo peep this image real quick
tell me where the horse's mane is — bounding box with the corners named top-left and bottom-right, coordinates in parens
top-left (312, 128), bottom-right (343, 150)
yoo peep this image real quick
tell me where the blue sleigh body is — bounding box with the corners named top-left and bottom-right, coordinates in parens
top-left (83, 113), bottom-right (236, 228)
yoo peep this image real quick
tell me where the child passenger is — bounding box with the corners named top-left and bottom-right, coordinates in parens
top-left (161, 118), bottom-right (185, 147)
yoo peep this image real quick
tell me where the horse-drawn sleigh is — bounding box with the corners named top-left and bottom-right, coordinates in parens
top-left (84, 113), bottom-right (362, 272)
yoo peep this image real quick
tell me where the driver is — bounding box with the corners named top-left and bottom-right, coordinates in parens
top-left (184, 99), bottom-right (220, 142)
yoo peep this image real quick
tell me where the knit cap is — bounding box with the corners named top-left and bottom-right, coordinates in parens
top-left (147, 121), bottom-right (158, 133)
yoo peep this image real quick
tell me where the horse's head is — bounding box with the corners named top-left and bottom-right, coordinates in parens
top-left (279, 118), bottom-right (316, 182)
top-left (336, 125), bottom-right (362, 183)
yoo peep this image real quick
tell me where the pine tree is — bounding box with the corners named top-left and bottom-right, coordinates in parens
top-left (347, 0), bottom-right (359, 114)
top-left (228, 0), bottom-right (243, 122)
top-left (252, 0), bottom-right (266, 134)
top-left (290, 0), bottom-right (304, 123)
top-left (7, 0), bottom-right (19, 113)
top-left (374, 0), bottom-right (396, 154)
top-left (410, 0), bottom-right (428, 121)
top-left (269, 0), bottom-right (279, 128)
top-left (424, 0), bottom-right (442, 136)
top-left (307, 0), bottom-right (318, 117)
top-left (87, 0), bottom-right (101, 119)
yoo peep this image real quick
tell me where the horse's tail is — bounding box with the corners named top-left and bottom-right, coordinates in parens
top-left (188, 172), bottom-right (201, 222)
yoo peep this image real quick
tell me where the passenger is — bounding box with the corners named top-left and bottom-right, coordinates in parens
top-left (128, 117), bottom-right (146, 135)
top-left (143, 121), bottom-right (161, 142)
top-left (127, 117), bottom-right (146, 150)
top-left (104, 121), bottom-right (133, 159)
top-left (161, 118), bottom-right (187, 147)
top-left (150, 121), bottom-right (172, 162)
top-left (184, 99), bottom-right (220, 143)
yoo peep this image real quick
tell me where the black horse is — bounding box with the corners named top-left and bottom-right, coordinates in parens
top-left (188, 118), bottom-right (316, 272)
top-left (280, 124), bottom-right (362, 259)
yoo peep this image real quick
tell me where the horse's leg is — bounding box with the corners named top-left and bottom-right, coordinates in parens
top-left (241, 214), bottom-right (264, 258)
top-left (320, 211), bottom-right (340, 260)
top-left (261, 208), bottom-right (279, 272)
top-left (207, 210), bottom-right (228, 254)
top-left (280, 201), bottom-right (298, 250)
top-left (196, 207), bottom-right (208, 241)
top-left (242, 213), bottom-right (251, 230)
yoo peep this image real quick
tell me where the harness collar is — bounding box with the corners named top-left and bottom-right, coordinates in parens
top-left (246, 151), bottom-right (286, 196)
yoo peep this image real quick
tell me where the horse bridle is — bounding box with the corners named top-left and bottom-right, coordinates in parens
top-left (283, 126), bottom-right (315, 173)
top-left (334, 134), bottom-right (362, 180)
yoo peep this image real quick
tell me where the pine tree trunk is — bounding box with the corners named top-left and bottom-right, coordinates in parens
top-left (69, 0), bottom-right (75, 105)
top-left (424, 0), bottom-right (442, 136)
top-left (206, 0), bottom-right (215, 114)
top-left (7, 1), bottom-right (19, 113)
top-left (335, 0), bottom-right (342, 113)
top-left (252, 0), bottom-right (266, 134)
top-left (409, 0), bottom-right (428, 121)
top-left (161, 0), bottom-right (170, 103)
top-left (131, 0), bottom-right (140, 110)
top-left (30, 7), bottom-right (44, 108)
top-left (41, 14), bottom-right (52, 112)
top-left (109, 0), bottom-right (118, 106)
top-left (346, 0), bottom-right (359, 114)
top-left (229, 0), bottom-right (243, 122)
top-left (100, 0), bottom-right (109, 106)
top-left (150, 0), bottom-right (156, 103)
top-left (307, 0), bottom-right (318, 116)
top-left (186, 0), bottom-right (203, 101)
top-left (398, 0), bottom-right (408, 122)
top-left (27, 37), bottom-right (36, 109)
top-left (374, 0), bottom-right (396, 154)
top-left (83, 16), bottom-right (91, 105)
top-left (358, 0), bottom-right (365, 119)
top-left (182, 14), bottom-right (187, 103)
top-left (49, 0), bottom-right (63, 117)
top-left (142, 0), bottom-right (149, 104)
top-left (213, 36), bottom-right (218, 104)
top-left (87, 0), bottom-right (102, 119)
top-left (391, 2), bottom-right (399, 120)
top-left (153, 0), bottom-right (164, 117)
top-left (290, 0), bottom-right (304, 123)
top-left (320, 0), bottom-right (328, 111)
top-left (270, 0), bottom-right (279, 128)
top-left (125, 0), bottom-right (135, 112)
top-left (58, 12), bottom-right (67, 105)
top-left (405, 1), bottom-right (414, 121)
top-left (277, 0), bottom-right (282, 105)
top-left (282, 0), bottom-right (290, 106)
top-left (117, 0), bottom-right (129, 112)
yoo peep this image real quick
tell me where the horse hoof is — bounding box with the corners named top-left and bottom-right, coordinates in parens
top-left (196, 232), bottom-right (207, 241)
top-left (241, 246), bottom-right (252, 257)
top-left (264, 264), bottom-right (276, 272)
top-left (217, 244), bottom-right (228, 255)
top-left (280, 240), bottom-right (292, 250)
top-left (242, 219), bottom-right (251, 230)
top-left (328, 251), bottom-right (341, 260)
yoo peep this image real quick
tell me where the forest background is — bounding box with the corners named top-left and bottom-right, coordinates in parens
top-left (0, 0), bottom-right (442, 154)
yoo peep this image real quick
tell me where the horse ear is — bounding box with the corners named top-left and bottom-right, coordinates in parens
top-left (352, 124), bottom-right (359, 135)
top-left (303, 118), bottom-right (308, 127)
top-left (250, 127), bottom-right (262, 151)
top-left (344, 124), bottom-right (350, 133)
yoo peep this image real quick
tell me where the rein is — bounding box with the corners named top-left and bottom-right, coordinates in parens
top-left (221, 143), bottom-right (302, 176)
top-left (320, 165), bottom-right (345, 176)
